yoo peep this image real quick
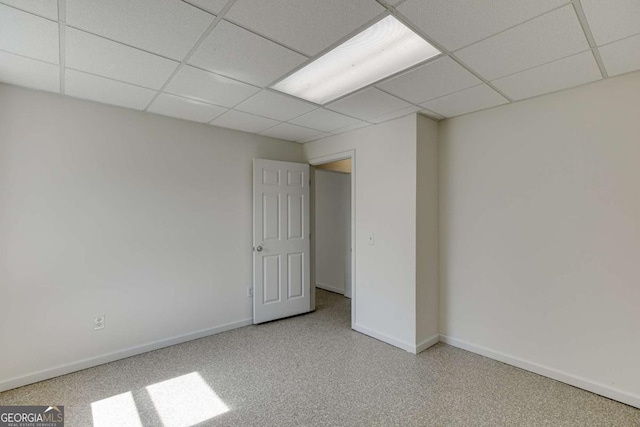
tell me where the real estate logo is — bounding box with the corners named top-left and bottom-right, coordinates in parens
top-left (0, 406), bottom-right (64, 427)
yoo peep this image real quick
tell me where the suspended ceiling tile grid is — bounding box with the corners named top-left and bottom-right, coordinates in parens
top-left (1, 0), bottom-right (638, 143)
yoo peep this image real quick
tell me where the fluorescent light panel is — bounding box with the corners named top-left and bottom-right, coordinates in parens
top-left (271, 16), bottom-right (440, 105)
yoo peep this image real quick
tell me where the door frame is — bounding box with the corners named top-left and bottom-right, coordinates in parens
top-left (308, 150), bottom-right (356, 329)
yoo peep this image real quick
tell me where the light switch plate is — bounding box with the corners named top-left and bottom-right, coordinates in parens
top-left (368, 234), bottom-right (375, 245)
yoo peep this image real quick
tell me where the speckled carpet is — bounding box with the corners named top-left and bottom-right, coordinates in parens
top-left (1, 289), bottom-right (639, 426)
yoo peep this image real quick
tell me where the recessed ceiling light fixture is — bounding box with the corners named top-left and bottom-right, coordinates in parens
top-left (271, 15), bottom-right (440, 105)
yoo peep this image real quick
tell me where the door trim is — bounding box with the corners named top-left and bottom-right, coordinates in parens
top-left (309, 150), bottom-right (356, 329)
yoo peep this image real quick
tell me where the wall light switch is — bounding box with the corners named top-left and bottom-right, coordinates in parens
top-left (368, 234), bottom-right (375, 245)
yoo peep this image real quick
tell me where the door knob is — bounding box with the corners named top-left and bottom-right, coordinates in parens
top-left (256, 246), bottom-right (263, 252)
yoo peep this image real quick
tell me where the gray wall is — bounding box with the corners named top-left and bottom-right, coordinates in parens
top-left (0, 84), bottom-right (303, 390)
top-left (438, 71), bottom-right (640, 406)
top-left (304, 115), bottom-right (421, 352)
top-left (416, 115), bottom-right (439, 347)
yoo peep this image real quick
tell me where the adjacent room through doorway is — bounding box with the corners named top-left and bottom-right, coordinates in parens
top-left (312, 157), bottom-right (353, 323)
top-left (314, 163), bottom-right (352, 298)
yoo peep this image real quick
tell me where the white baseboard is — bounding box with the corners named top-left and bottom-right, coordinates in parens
top-left (0, 318), bottom-right (253, 393)
top-left (315, 282), bottom-right (344, 295)
top-left (415, 334), bottom-right (440, 354)
top-left (440, 335), bottom-right (640, 409)
top-left (353, 324), bottom-right (436, 354)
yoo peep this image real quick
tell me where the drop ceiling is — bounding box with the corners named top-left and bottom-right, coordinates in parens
top-left (1, 0), bottom-right (638, 143)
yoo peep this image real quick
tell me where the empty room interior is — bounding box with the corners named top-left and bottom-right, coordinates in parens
top-left (1, 0), bottom-right (640, 425)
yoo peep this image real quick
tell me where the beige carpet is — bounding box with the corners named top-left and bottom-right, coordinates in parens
top-left (1, 289), bottom-right (639, 426)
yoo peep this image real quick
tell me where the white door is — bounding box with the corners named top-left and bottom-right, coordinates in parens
top-left (253, 159), bottom-right (310, 324)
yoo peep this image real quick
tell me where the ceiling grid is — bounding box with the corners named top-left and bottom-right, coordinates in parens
top-left (572, 0), bottom-right (609, 79)
top-left (142, 0), bottom-right (239, 111)
top-left (0, 0), bottom-right (638, 142)
top-left (57, 0), bottom-right (66, 93)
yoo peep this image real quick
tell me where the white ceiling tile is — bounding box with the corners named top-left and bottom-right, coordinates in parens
top-left (369, 105), bottom-right (422, 124)
top-left (581, 0), bottom-right (640, 46)
top-left (456, 6), bottom-right (589, 80)
top-left (419, 110), bottom-right (445, 121)
top-left (234, 90), bottom-right (317, 121)
top-left (260, 123), bottom-right (327, 143)
top-left (0, 0), bottom-right (58, 20)
top-left (299, 131), bottom-right (332, 143)
top-left (397, 0), bottom-right (566, 51)
top-left (66, 0), bottom-right (213, 60)
top-left (66, 28), bottom-right (179, 90)
top-left (225, 0), bottom-right (385, 55)
top-left (421, 84), bottom-right (508, 117)
top-left (65, 69), bottom-right (156, 110)
top-left (599, 34), bottom-right (640, 77)
top-left (492, 51), bottom-right (601, 101)
top-left (326, 88), bottom-right (414, 121)
top-left (187, 0), bottom-right (226, 14)
top-left (189, 20), bottom-right (307, 87)
top-left (211, 110), bottom-right (280, 133)
top-left (331, 121), bottom-right (372, 135)
top-left (148, 93), bottom-right (227, 123)
top-left (0, 50), bottom-right (59, 93)
top-left (289, 108), bottom-right (363, 132)
top-left (165, 66), bottom-right (260, 108)
top-left (376, 56), bottom-right (481, 103)
top-left (0, 3), bottom-right (59, 63)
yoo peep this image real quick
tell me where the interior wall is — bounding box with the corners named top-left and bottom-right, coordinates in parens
top-left (438, 71), bottom-right (640, 407)
top-left (0, 84), bottom-right (303, 391)
top-left (315, 170), bottom-right (351, 296)
top-left (304, 115), bottom-right (419, 351)
top-left (415, 115), bottom-right (439, 348)
top-left (343, 179), bottom-right (352, 299)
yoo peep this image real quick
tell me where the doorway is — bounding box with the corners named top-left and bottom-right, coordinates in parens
top-left (310, 151), bottom-right (355, 327)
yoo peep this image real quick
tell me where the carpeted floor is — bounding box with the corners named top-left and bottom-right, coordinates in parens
top-left (1, 289), bottom-right (639, 426)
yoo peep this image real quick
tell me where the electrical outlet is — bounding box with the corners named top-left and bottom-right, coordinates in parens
top-left (94, 315), bottom-right (105, 330)
top-left (247, 287), bottom-right (253, 298)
